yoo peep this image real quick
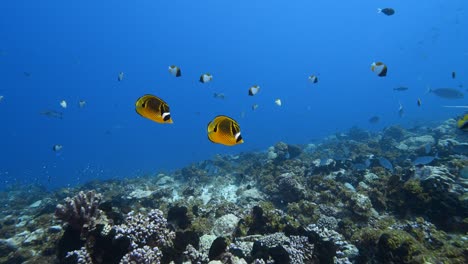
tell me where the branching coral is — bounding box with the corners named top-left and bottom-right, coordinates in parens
top-left (55, 190), bottom-right (103, 236)
top-left (114, 209), bottom-right (175, 250)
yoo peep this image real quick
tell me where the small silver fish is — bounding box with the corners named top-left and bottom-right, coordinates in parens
top-left (398, 102), bottom-right (404, 117)
top-left (393, 86), bottom-right (408, 91)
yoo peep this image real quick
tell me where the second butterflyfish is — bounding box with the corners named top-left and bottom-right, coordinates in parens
top-left (207, 115), bottom-right (243, 146)
top-left (199, 73), bottom-right (213, 83)
top-left (371, 62), bottom-right (387, 77)
top-left (168, 65), bottom-right (181, 77)
top-left (308, 75), bottom-right (318, 83)
top-left (135, 94), bottom-right (173, 124)
top-left (248, 85), bottom-right (260, 96)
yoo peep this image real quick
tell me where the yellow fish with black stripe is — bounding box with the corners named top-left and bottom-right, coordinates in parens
top-left (457, 113), bottom-right (468, 131)
top-left (135, 94), bottom-right (173, 124)
top-left (207, 115), bottom-right (244, 146)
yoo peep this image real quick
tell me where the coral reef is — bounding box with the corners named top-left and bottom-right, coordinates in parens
top-left (120, 246), bottom-right (162, 264)
top-left (55, 190), bottom-right (104, 236)
top-left (0, 118), bottom-right (467, 263)
top-left (114, 209), bottom-right (175, 250)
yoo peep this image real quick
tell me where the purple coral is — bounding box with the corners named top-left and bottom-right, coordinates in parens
top-left (114, 209), bottom-right (175, 250)
top-left (55, 190), bottom-right (102, 234)
top-left (65, 247), bottom-right (93, 264)
top-left (120, 246), bottom-right (162, 264)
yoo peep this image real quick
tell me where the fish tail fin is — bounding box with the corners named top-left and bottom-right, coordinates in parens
top-left (377, 8), bottom-right (382, 13)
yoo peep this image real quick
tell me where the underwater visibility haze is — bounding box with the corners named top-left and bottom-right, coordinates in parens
top-left (0, 0), bottom-right (466, 188)
top-left (0, 0), bottom-right (467, 263)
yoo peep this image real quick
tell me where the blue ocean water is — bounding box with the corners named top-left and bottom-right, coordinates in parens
top-left (0, 0), bottom-right (466, 189)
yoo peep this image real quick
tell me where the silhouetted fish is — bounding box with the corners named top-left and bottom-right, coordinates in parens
top-left (369, 116), bottom-right (380, 124)
top-left (393, 86), bottom-right (408, 91)
top-left (413, 155), bottom-right (436, 166)
top-left (41, 110), bottom-right (63, 119)
top-left (429, 88), bottom-right (464, 99)
top-left (378, 8), bottom-right (395, 16)
top-left (378, 157), bottom-right (394, 172)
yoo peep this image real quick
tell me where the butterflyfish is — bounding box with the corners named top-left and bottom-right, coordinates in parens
top-left (308, 75), bottom-right (318, 83)
top-left (118, 72), bottom-right (124, 81)
top-left (371, 62), bottom-right (387, 77)
top-left (168, 65), bottom-right (181, 77)
top-left (79, 100), bottom-right (86, 108)
top-left (377, 8), bottom-right (395, 16)
top-left (275, 99), bottom-right (282, 106)
top-left (199, 73), bottom-right (213, 83)
top-left (60, 100), bottom-right (67, 109)
top-left (135, 94), bottom-right (173, 124)
top-left (207, 115), bottom-right (243, 146)
top-left (53, 144), bottom-right (63, 152)
top-left (248, 85), bottom-right (260, 96)
top-left (457, 114), bottom-right (468, 131)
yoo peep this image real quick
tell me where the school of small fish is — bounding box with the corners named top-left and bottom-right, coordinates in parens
top-left (2, 6), bottom-right (465, 150)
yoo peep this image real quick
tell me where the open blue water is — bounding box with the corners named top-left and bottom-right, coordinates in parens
top-left (0, 0), bottom-right (467, 189)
